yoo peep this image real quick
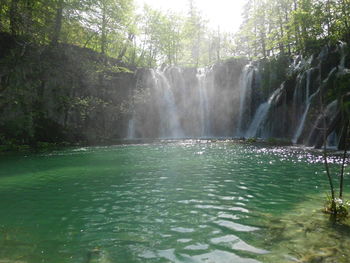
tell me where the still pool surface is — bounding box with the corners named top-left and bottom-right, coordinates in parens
top-left (0, 140), bottom-right (349, 263)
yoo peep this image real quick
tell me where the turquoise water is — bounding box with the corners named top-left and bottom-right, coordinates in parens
top-left (0, 141), bottom-right (348, 263)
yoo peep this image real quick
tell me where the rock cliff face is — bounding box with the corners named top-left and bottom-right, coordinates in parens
top-left (128, 42), bottom-right (349, 150)
top-left (0, 33), bottom-right (136, 145)
top-left (0, 32), bottom-right (349, 149)
top-left (237, 42), bottom-right (350, 149)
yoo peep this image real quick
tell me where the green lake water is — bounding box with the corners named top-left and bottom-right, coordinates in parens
top-left (0, 140), bottom-right (349, 263)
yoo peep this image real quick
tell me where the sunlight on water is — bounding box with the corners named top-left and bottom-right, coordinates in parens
top-left (0, 141), bottom-right (348, 263)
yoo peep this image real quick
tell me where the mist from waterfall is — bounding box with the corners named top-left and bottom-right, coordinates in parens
top-left (127, 118), bottom-right (135, 139)
top-left (126, 42), bottom-right (347, 149)
top-left (245, 102), bottom-right (269, 138)
top-left (197, 68), bottom-right (211, 137)
top-left (291, 68), bottom-right (320, 144)
top-left (237, 64), bottom-right (255, 136)
top-left (245, 85), bottom-right (286, 138)
top-left (128, 61), bottom-right (242, 139)
top-left (153, 70), bottom-right (184, 138)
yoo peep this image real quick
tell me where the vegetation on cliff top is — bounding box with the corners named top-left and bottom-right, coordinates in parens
top-left (0, 0), bottom-right (349, 67)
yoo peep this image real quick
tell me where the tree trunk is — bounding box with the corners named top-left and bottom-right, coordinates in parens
top-left (339, 121), bottom-right (349, 199)
top-left (325, 0), bottom-right (331, 38)
top-left (118, 32), bottom-right (135, 61)
top-left (284, 11), bottom-right (291, 55)
top-left (9, 0), bottom-right (20, 35)
top-left (51, 0), bottom-right (64, 46)
top-left (292, 0), bottom-right (300, 52)
top-left (260, 32), bottom-right (267, 58)
top-left (341, 0), bottom-right (350, 41)
top-left (23, 0), bottom-right (34, 35)
top-left (320, 93), bottom-right (336, 213)
top-left (278, 12), bottom-right (285, 55)
top-left (195, 29), bottom-right (200, 67)
top-left (101, 4), bottom-right (107, 55)
top-left (216, 26), bottom-right (221, 62)
top-left (0, 0), bottom-right (4, 31)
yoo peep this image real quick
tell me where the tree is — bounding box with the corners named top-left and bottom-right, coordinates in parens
top-left (84, 0), bottom-right (134, 55)
top-left (234, 0), bottom-right (350, 57)
top-left (51, 0), bottom-right (64, 45)
top-left (183, 0), bottom-right (207, 66)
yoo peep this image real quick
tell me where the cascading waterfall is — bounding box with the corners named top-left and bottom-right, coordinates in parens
top-left (290, 55), bottom-right (314, 122)
top-left (127, 117), bottom-right (135, 139)
top-left (237, 64), bottom-right (255, 136)
top-left (290, 42), bottom-right (347, 146)
top-left (126, 42), bottom-right (347, 148)
top-left (292, 73), bottom-right (305, 122)
top-left (292, 88), bottom-right (319, 144)
top-left (339, 41), bottom-right (348, 71)
top-left (292, 68), bottom-right (319, 144)
top-left (129, 62), bottom-right (241, 139)
top-left (245, 85), bottom-right (285, 138)
top-left (197, 68), bottom-right (210, 137)
top-left (245, 102), bottom-right (269, 138)
top-left (153, 70), bottom-right (184, 138)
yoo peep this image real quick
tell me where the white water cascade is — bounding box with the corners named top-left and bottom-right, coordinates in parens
top-left (245, 85), bottom-right (285, 138)
top-left (237, 64), bottom-right (256, 136)
top-left (127, 117), bottom-right (135, 139)
top-left (292, 68), bottom-right (320, 144)
top-left (128, 64), bottom-right (239, 139)
top-left (126, 42), bottom-right (347, 145)
top-left (245, 102), bottom-right (269, 138)
top-left (292, 89), bottom-right (319, 144)
top-left (339, 41), bottom-right (348, 71)
top-left (197, 68), bottom-right (210, 137)
top-left (153, 70), bottom-right (184, 138)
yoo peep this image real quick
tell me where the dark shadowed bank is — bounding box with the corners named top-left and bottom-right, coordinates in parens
top-left (0, 32), bottom-right (136, 149)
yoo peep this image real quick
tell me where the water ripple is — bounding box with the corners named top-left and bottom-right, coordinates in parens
top-left (0, 141), bottom-right (346, 263)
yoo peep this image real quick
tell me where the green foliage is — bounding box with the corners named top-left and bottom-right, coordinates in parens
top-left (324, 71), bottom-right (350, 105)
top-left (136, 3), bottom-right (234, 67)
top-left (0, 0), bottom-right (239, 67)
top-left (336, 73), bottom-right (350, 97)
top-left (266, 137), bottom-right (292, 146)
top-left (0, 0), bottom-right (349, 65)
top-left (0, 0), bottom-right (137, 61)
top-left (234, 0), bottom-right (350, 58)
top-left (95, 64), bottom-right (133, 74)
top-left (324, 196), bottom-right (350, 218)
top-left (259, 55), bottom-right (290, 98)
top-left (246, 138), bottom-right (257, 143)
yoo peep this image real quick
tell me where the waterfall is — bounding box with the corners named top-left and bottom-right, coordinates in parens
top-left (339, 41), bottom-right (348, 71)
top-left (197, 68), bottom-right (210, 137)
top-left (237, 64), bottom-right (255, 136)
top-left (306, 100), bottom-right (338, 147)
top-left (291, 72), bottom-right (304, 126)
top-left (129, 63), bottom-right (241, 139)
top-left (127, 117), bottom-right (135, 139)
top-left (125, 44), bottom-right (346, 144)
top-left (152, 70), bottom-right (184, 138)
top-left (245, 85), bottom-right (285, 138)
top-left (327, 131), bottom-right (338, 149)
top-left (292, 89), bottom-right (319, 144)
top-left (245, 102), bottom-right (269, 138)
top-left (292, 68), bottom-right (319, 144)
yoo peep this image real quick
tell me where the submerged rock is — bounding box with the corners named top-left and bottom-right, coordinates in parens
top-left (257, 195), bottom-right (350, 263)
